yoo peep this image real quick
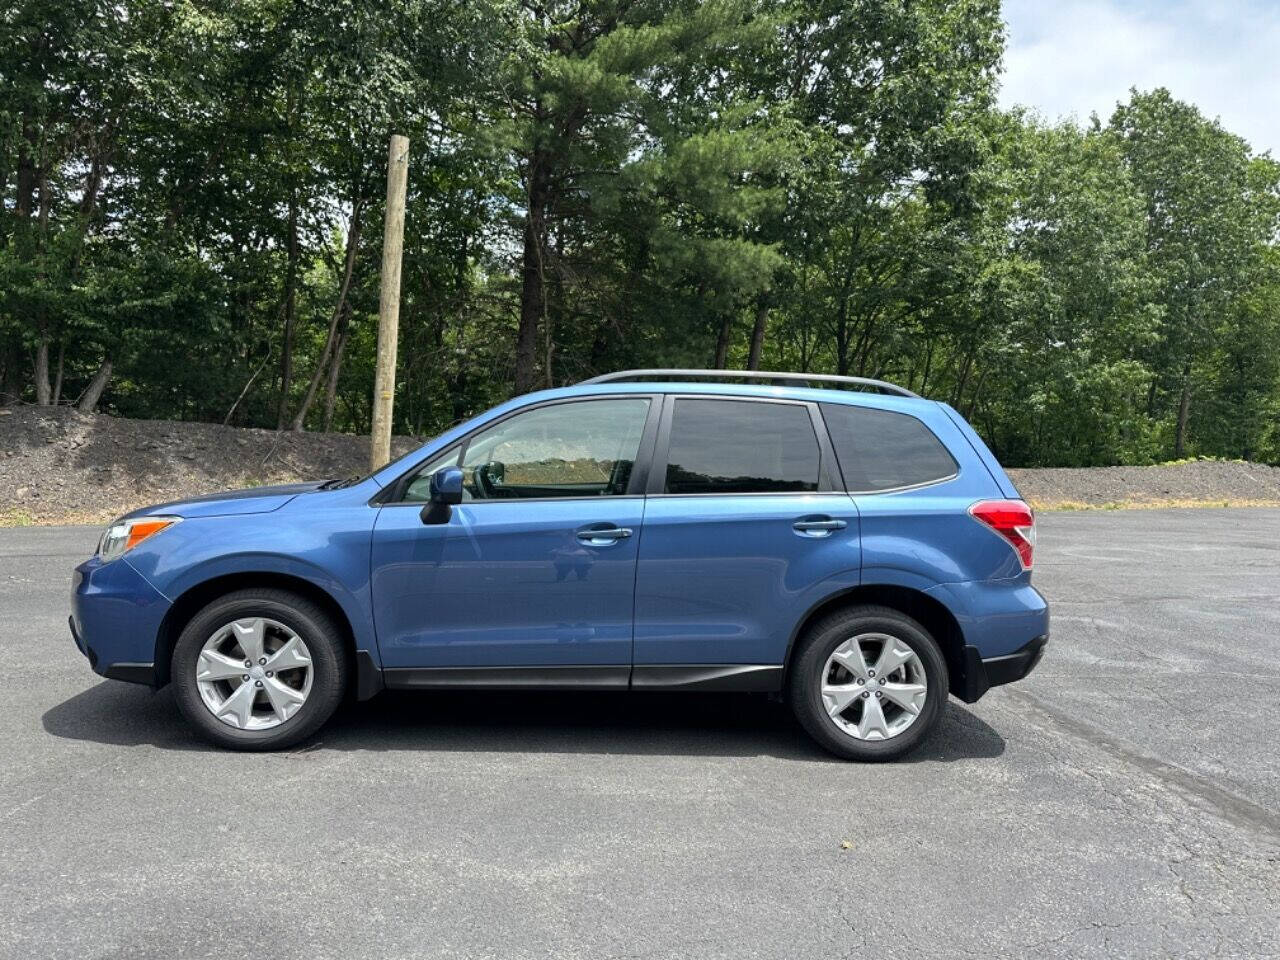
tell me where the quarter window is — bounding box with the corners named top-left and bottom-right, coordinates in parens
top-left (663, 399), bottom-right (821, 494)
top-left (820, 403), bottom-right (957, 492)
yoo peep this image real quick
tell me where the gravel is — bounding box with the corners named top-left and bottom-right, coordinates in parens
top-left (1009, 461), bottom-right (1280, 508)
top-left (3, 406), bottom-right (1279, 524)
top-left (0, 406), bottom-right (422, 524)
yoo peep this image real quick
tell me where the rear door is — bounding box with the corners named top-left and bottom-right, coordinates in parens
top-left (631, 395), bottom-right (860, 676)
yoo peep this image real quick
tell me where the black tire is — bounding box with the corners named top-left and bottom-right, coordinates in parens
top-left (788, 604), bottom-right (948, 761)
top-left (171, 588), bottom-right (349, 751)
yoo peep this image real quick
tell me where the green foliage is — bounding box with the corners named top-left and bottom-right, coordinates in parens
top-left (1, 2), bottom-right (1278, 466)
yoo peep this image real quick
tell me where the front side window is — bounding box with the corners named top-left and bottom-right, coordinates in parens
top-left (405, 398), bottom-right (651, 501)
top-left (820, 402), bottom-right (957, 492)
top-left (663, 399), bottom-right (821, 494)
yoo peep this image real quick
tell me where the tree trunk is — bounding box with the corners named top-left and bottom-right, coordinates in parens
top-left (544, 310), bottom-right (555, 389)
top-left (515, 157), bottom-right (551, 395)
top-left (33, 337), bottom-right (51, 405)
top-left (78, 357), bottom-right (112, 412)
top-left (0, 147), bottom-right (8, 247)
top-left (51, 341), bottom-right (64, 405)
top-left (276, 193), bottom-right (300, 428)
top-left (952, 352), bottom-right (974, 408)
top-left (1, 339), bottom-right (22, 403)
top-left (832, 254), bottom-right (858, 376)
top-left (37, 162), bottom-right (51, 236)
top-left (223, 350), bottom-right (272, 426)
top-left (321, 306), bottom-right (351, 432)
top-left (713, 315), bottom-right (732, 369)
top-left (747, 293), bottom-right (769, 370)
top-left (834, 324), bottom-right (851, 375)
top-left (15, 116), bottom-right (36, 220)
top-left (1174, 362), bottom-right (1192, 459)
top-left (918, 338), bottom-right (935, 396)
top-left (291, 202), bottom-right (363, 431)
top-left (964, 366), bottom-right (990, 420)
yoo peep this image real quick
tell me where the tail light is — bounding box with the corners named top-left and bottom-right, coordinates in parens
top-left (969, 499), bottom-right (1035, 570)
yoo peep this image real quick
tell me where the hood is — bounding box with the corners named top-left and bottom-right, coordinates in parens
top-left (122, 481), bottom-right (327, 520)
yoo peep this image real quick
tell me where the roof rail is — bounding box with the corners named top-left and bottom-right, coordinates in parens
top-left (578, 369), bottom-right (919, 398)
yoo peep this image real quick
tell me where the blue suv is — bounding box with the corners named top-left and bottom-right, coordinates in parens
top-left (70, 370), bottom-right (1048, 759)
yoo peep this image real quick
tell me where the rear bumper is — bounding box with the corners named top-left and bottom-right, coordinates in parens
top-left (954, 634), bottom-right (1048, 703)
top-left (923, 578), bottom-right (1049, 702)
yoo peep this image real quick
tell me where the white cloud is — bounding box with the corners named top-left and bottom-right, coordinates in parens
top-left (999, 0), bottom-right (1280, 154)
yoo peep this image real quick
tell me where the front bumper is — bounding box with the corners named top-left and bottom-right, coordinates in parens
top-left (71, 556), bottom-right (171, 686)
top-left (954, 634), bottom-right (1048, 703)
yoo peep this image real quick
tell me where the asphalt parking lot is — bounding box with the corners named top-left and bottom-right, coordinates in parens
top-left (2, 509), bottom-right (1278, 959)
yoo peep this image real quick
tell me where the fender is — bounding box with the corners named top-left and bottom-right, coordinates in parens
top-left (156, 551), bottom-right (380, 662)
top-left (124, 508), bottom-right (382, 667)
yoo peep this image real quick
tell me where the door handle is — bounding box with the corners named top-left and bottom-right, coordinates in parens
top-left (576, 526), bottom-right (633, 545)
top-left (792, 518), bottom-right (847, 537)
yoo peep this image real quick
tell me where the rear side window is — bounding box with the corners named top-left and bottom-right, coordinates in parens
top-left (821, 403), bottom-right (957, 492)
top-left (664, 399), bottom-right (820, 494)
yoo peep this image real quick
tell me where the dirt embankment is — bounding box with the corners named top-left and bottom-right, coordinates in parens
top-left (1007, 461), bottom-right (1280, 509)
top-left (3, 406), bottom-right (1279, 525)
top-left (0, 406), bottom-right (421, 525)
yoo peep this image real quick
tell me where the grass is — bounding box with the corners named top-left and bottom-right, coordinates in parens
top-left (0, 508), bottom-right (35, 527)
top-left (0, 506), bottom-right (126, 527)
top-left (1151, 456), bottom-right (1250, 468)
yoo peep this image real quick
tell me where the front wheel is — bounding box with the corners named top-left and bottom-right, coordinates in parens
top-left (788, 605), bottom-right (948, 761)
top-left (171, 588), bottom-right (349, 751)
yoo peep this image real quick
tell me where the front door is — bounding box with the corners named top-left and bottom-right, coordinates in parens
top-left (632, 396), bottom-right (861, 672)
top-left (371, 396), bottom-right (657, 680)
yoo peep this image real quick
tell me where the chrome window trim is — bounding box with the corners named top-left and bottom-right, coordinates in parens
top-left (843, 470), bottom-right (962, 497)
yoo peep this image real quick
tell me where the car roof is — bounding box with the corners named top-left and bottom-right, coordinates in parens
top-left (531, 379), bottom-right (941, 416)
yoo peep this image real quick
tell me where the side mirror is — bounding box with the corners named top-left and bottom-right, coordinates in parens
top-left (420, 466), bottom-right (464, 525)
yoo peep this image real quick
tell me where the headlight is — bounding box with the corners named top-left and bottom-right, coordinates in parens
top-left (98, 516), bottom-right (181, 562)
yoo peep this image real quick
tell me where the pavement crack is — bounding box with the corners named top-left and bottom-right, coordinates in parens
top-left (1018, 920), bottom-right (1139, 953)
top-left (1005, 688), bottom-right (1280, 841)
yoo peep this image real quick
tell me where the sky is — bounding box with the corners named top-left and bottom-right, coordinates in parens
top-left (999, 0), bottom-right (1280, 154)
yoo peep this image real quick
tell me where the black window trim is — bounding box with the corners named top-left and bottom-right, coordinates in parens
top-left (817, 401), bottom-right (961, 496)
top-left (645, 393), bottom-right (839, 498)
top-left (372, 393), bottom-right (663, 506)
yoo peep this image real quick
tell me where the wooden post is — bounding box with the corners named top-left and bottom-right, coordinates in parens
top-left (370, 134), bottom-right (409, 471)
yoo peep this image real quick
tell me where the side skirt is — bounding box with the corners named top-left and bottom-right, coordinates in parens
top-left (383, 665), bottom-right (630, 690)
top-left (630, 664), bottom-right (783, 692)
top-left (377, 663), bottom-right (784, 693)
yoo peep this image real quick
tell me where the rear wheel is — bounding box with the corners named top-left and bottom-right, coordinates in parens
top-left (171, 588), bottom-right (348, 751)
top-left (788, 605), bottom-right (948, 761)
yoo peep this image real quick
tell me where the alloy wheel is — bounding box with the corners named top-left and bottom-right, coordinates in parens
top-left (820, 632), bottom-right (928, 741)
top-left (195, 617), bottom-right (314, 730)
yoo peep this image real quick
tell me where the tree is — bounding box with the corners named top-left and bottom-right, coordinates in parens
top-left (3, 3), bottom-right (1279, 470)
top-left (495, 0), bottom-right (793, 391)
top-left (1110, 89), bottom-right (1262, 458)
